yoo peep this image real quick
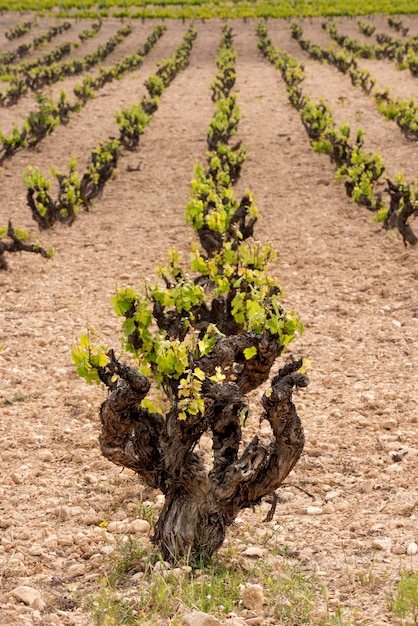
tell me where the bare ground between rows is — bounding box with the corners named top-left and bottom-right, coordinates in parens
top-left (0, 17), bottom-right (417, 626)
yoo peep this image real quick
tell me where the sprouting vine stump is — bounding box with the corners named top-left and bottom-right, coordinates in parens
top-left (97, 350), bottom-right (307, 561)
top-left (73, 199), bottom-right (309, 562)
top-left (0, 221), bottom-right (52, 270)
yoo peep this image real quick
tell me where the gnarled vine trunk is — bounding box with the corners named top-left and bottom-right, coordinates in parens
top-left (98, 349), bottom-right (307, 562)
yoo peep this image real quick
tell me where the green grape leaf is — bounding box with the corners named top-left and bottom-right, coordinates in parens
top-left (243, 346), bottom-right (257, 360)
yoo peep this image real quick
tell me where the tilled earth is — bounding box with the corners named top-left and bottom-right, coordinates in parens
top-left (0, 13), bottom-right (417, 626)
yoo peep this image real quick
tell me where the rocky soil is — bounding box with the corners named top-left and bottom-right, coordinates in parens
top-left (0, 13), bottom-right (417, 626)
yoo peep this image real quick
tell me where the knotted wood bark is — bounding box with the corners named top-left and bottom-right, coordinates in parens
top-left (98, 349), bottom-right (307, 562)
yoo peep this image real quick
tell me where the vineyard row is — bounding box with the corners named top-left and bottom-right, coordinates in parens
top-left (257, 20), bottom-right (418, 245)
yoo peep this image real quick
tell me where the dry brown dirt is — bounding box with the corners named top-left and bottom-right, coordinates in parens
top-left (0, 13), bottom-right (417, 626)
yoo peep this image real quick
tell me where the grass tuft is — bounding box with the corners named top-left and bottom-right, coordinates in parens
top-left (388, 570), bottom-right (418, 625)
top-left (82, 531), bottom-right (366, 625)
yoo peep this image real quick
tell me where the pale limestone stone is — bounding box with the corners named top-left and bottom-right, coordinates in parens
top-left (10, 585), bottom-right (46, 610)
top-left (306, 506), bottom-right (323, 515)
top-left (127, 519), bottom-right (150, 534)
top-left (55, 505), bottom-right (83, 519)
top-left (152, 560), bottom-right (172, 577)
top-left (38, 450), bottom-right (53, 462)
top-left (391, 543), bottom-right (406, 555)
top-left (67, 564), bottom-right (85, 578)
top-left (42, 614), bottom-right (61, 626)
top-left (361, 392), bottom-right (375, 403)
top-left (131, 571), bottom-right (144, 583)
top-left (372, 538), bottom-right (392, 552)
top-left (243, 546), bottom-right (266, 558)
top-left (11, 472), bottom-right (24, 485)
top-left (107, 520), bottom-right (129, 533)
top-left (84, 473), bottom-right (98, 484)
top-left (324, 490), bottom-right (341, 501)
top-left (182, 610), bottom-right (221, 626)
top-left (240, 583), bottom-right (264, 611)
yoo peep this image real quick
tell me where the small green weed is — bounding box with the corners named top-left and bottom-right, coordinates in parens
top-left (4, 393), bottom-right (33, 404)
top-left (262, 563), bottom-right (316, 622)
top-left (85, 533), bottom-right (364, 625)
top-left (87, 538), bottom-right (248, 624)
top-left (388, 570), bottom-right (418, 625)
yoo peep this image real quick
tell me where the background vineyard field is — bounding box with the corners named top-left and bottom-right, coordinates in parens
top-left (1, 0), bottom-right (418, 19)
top-left (0, 9), bottom-right (417, 626)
